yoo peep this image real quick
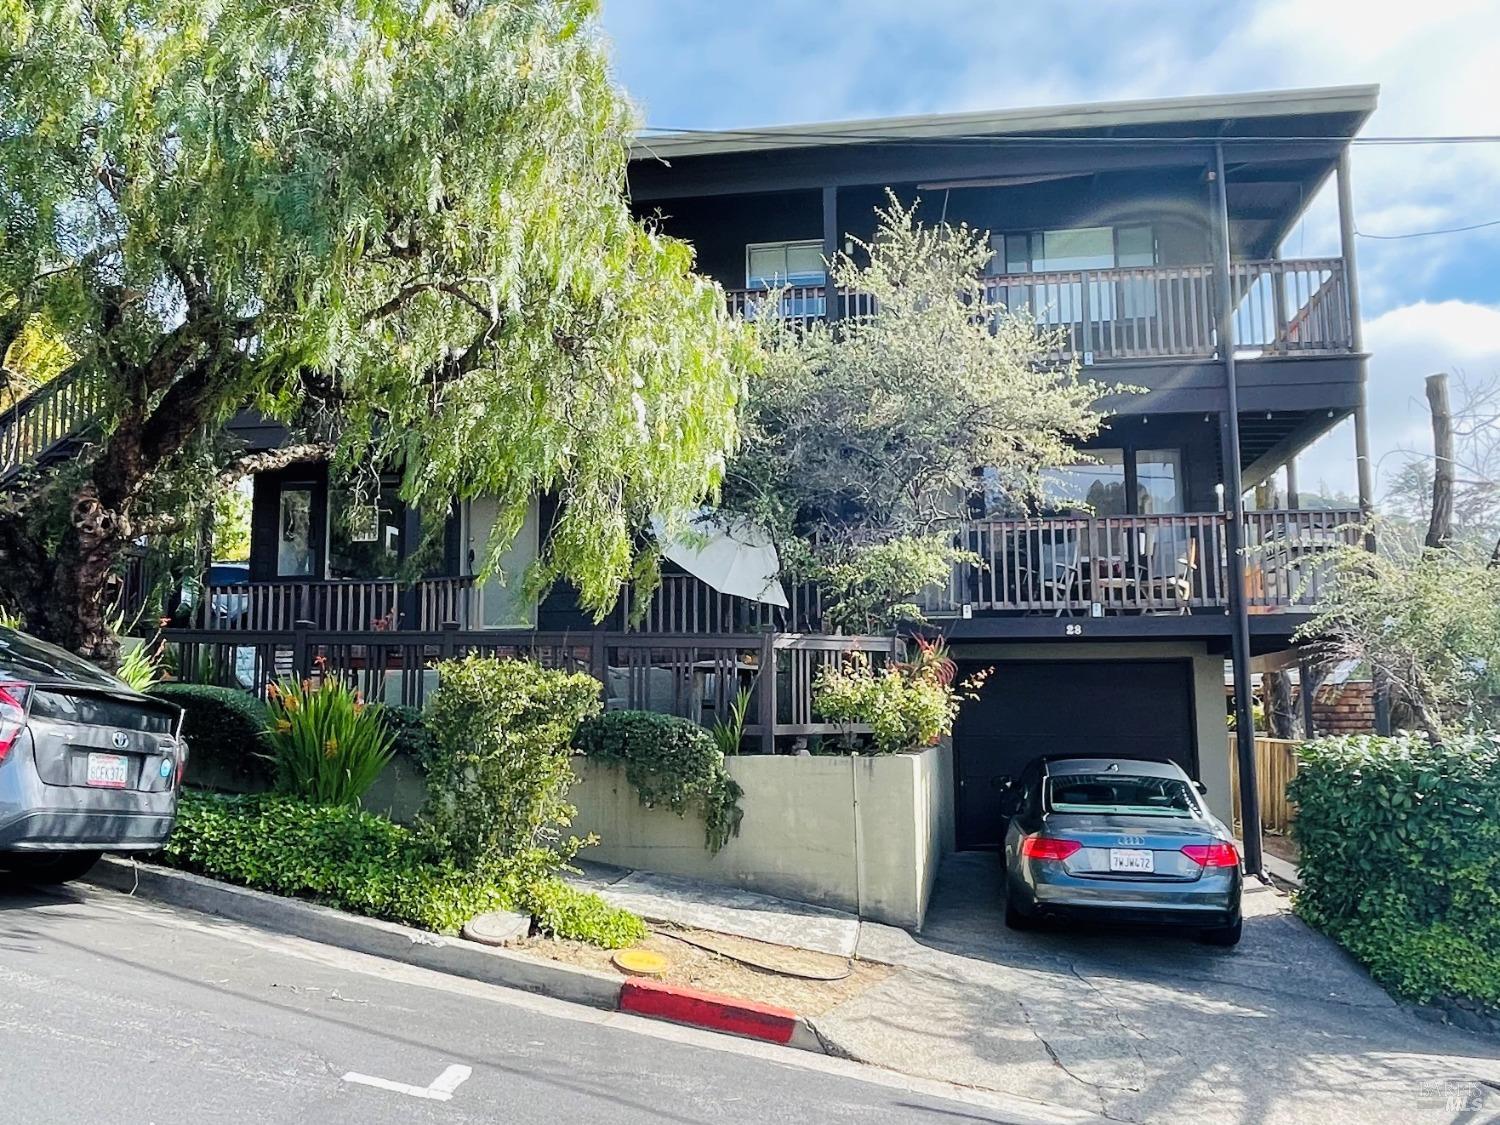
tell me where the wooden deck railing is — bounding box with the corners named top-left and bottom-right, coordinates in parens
top-left (619, 572), bottom-right (823, 634)
top-left (159, 625), bottom-right (902, 752)
top-left (921, 509), bottom-right (1362, 616)
top-left (1, 365), bottom-right (106, 485)
top-left (725, 258), bottom-right (1353, 362)
top-left (195, 576), bottom-right (481, 632)
top-left (1228, 735), bottom-right (1300, 834)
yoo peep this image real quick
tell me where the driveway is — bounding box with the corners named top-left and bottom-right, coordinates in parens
top-left (817, 853), bottom-right (1500, 1125)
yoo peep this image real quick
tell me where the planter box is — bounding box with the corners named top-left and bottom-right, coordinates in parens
top-left (569, 744), bottom-right (954, 930)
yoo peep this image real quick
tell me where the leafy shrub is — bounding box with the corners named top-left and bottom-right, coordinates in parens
top-left (116, 641), bottom-right (162, 691)
top-left (1289, 734), bottom-right (1500, 1014)
top-left (575, 710), bottom-right (744, 853)
top-left (814, 643), bottom-right (979, 754)
top-left (150, 682), bottom-right (273, 791)
top-left (381, 704), bottom-right (440, 773)
top-left (422, 656), bottom-right (602, 873)
top-left (518, 878), bottom-right (647, 948)
top-left (265, 677), bottom-right (395, 806)
top-left (164, 792), bottom-right (644, 945)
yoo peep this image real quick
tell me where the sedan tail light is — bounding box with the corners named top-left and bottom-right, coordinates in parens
top-left (0, 681), bottom-right (33, 762)
top-left (1021, 835), bottom-right (1082, 861)
top-left (1182, 842), bottom-right (1239, 868)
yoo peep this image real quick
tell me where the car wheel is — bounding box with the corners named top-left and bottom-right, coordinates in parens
top-left (0, 850), bottom-right (103, 886)
top-left (1200, 916), bottom-right (1243, 947)
top-left (1004, 890), bottom-right (1037, 931)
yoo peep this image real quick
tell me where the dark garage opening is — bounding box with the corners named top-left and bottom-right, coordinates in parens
top-left (952, 659), bottom-right (1198, 850)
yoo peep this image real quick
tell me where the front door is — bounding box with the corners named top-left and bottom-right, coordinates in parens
top-left (464, 497), bottom-right (539, 629)
top-left (952, 659), bottom-right (1197, 850)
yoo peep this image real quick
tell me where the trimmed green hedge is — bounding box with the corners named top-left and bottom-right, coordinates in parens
top-left (574, 709), bottom-right (743, 853)
top-left (1289, 734), bottom-right (1500, 1014)
top-left (150, 682), bottom-right (273, 791)
top-left (163, 792), bottom-right (646, 946)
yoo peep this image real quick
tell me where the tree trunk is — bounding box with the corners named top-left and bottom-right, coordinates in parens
top-left (1426, 373), bottom-right (1454, 550)
top-left (1264, 669), bottom-right (1299, 739)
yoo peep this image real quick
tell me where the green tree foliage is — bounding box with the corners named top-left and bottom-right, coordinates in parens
top-left (724, 197), bottom-right (1112, 629)
top-left (0, 0), bottom-right (751, 659)
top-left (1290, 734), bottom-right (1500, 1016)
top-left (1297, 542), bottom-right (1500, 739)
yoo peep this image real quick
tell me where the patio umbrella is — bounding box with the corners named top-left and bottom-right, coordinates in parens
top-left (651, 512), bottom-right (790, 608)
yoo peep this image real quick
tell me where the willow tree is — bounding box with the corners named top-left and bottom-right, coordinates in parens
top-left (725, 198), bottom-right (1113, 630)
top-left (0, 0), bottom-right (751, 658)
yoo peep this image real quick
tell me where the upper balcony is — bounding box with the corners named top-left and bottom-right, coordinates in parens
top-left (725, 256), bottom-right (1352, 365)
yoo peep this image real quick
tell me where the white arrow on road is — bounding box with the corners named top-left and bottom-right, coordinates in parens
top-left (342, 1063), bottom-right (472, 1102)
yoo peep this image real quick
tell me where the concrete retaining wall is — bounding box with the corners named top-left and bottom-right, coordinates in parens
top-left (569, 745), bottom-right (951, 930)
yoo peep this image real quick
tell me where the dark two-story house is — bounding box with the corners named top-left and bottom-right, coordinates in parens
top-left (628, 84), bottom-right (1377, 850)
top-left (0, 85), bottom-right (1376, 864)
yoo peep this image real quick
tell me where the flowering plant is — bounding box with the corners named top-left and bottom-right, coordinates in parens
top-left (264, 677), bottom-right (393, 806)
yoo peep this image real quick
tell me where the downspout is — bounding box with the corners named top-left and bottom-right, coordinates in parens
top-left (1212, 142), bottom-right (1266, 880)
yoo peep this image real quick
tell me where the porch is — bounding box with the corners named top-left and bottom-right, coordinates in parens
top-left (921, 508), bottom-right (1362, 618)
top-left (725, 257), bottom-right (1352, 364)
top-left (159, 626), bottom-right (901, 754)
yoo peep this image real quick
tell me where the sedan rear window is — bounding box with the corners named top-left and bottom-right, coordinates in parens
top-left (1046, 773), bottom-right (1199, 817)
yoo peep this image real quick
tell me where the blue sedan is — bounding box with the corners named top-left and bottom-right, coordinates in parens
top-left (999, 757), bottom-right (1243, 946)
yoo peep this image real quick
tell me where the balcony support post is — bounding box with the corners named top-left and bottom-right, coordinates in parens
top-left (1284, 457), bottom-right (1299, 510)
top-left (1336, 151), bottom-right (1376, 545)
top-left (1212, 142), bottom-right (1265, 878)
top-left (822, 185), bottom-right (839, 323)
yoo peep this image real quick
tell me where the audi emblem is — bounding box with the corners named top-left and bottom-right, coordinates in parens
top-left (1117, 835), bottom-right (1146, 847)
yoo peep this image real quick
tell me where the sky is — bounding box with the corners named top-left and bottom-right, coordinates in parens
top-left (598, 0), bottom-right (1500, 504)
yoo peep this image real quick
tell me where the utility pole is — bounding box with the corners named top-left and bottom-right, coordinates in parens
top-left (1211, 142), bottom-right (1264, 878)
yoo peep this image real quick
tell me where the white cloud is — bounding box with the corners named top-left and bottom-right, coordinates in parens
top-left (1297, 300), bottom-right (1500, 499)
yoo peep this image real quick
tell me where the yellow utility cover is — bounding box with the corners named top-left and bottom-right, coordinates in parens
top-left (613, 948), bottom-right (670, 978)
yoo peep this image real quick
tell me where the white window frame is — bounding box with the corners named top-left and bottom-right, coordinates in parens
top-left (744, 239), bottom-right (827, 290)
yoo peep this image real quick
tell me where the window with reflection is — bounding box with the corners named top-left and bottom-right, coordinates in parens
top-left (329, 482), bottom-right (405, 580)
top-left (1040, 450), bottom-right (1128, 516)
top-left (276, 487), bottom-right (317, 577)
top-left (1135, 449), bottom-right (1183, 514)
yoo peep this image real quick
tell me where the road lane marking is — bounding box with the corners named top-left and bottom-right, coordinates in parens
top-left (342, 1063), bottom-right (472, 1102)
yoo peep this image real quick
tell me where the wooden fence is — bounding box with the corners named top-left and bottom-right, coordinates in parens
top-left (161, 625), bottom-right (902, 754)
top-left (1227, 735), bottom-right (1300, 834)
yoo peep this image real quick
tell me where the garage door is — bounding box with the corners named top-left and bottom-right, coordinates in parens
top-left (951, 659), bottom-right (1197, 850)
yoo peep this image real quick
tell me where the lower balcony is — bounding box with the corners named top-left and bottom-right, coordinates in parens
top-left (921, 509), bottom-right (1363, 618)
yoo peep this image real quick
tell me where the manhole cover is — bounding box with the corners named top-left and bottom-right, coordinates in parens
top-left (613, 948), bottom-right (671, 978)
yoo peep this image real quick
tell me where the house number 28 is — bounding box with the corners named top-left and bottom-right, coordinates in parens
top-left (1064, 624), bottom-right (1084, 636)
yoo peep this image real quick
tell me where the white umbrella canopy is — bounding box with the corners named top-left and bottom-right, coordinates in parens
top-left (651, 512), bottom-right (790, 608)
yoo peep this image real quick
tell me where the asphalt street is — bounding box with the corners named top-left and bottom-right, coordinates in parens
top-left (0, 881), bottom-right (1091, 1125)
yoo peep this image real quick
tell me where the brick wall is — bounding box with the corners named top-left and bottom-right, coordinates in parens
top-left (1299, 680), bottom-right (1377, 735)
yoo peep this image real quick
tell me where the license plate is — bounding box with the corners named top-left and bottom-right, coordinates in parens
top-left (86, 752), bottom-right (129, 789)
top-left (1109, 848), bottom-right (1154, 874)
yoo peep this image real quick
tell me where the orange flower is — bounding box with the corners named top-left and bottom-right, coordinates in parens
top-left (275, 719), bottom-right (291, 734)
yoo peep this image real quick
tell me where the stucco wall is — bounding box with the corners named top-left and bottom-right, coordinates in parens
top-left (569, 747), bottom-right (950, 929)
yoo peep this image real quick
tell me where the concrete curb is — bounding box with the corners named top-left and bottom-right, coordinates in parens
top-left (85, 857), bottom-right (623, 1010)
top-left (85, 857), bottom-right (831, 1054)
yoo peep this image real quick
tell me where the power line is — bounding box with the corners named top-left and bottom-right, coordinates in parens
top-left (1357, 217), bottom-right (1500, 240)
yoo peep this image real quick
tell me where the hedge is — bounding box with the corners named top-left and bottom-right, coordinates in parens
top-left (164, 792), bottom-right (646, 946)
top-left (150, 682), bottom-right (273, 792)
top-left (1289, 733), bottom-right (1500, 1015)
top-left (574, 709), bottom-right (743, 853)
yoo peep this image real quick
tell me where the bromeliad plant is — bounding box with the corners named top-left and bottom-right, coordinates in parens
top-left (263, 677), bottom-right (395, 807)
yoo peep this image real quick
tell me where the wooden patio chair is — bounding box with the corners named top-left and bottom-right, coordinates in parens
top-left (1033, 530), bottom-right (1083, 616)
top-left (1140, 529), bottom-right (1198, 614)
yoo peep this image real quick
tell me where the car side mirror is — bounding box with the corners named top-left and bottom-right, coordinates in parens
top-left (1194, 780), bottom-right (1208, 796)
top-left (995, 776), bottom-right (1022, 816)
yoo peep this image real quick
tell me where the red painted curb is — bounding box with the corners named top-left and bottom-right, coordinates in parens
top-left (618, 978), bottom-right (799, 1044)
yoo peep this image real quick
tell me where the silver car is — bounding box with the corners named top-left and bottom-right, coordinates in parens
top-left (0, 626), bottom-right (184, 884)
top-left (999, 757), bottom-right (1243, 946)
